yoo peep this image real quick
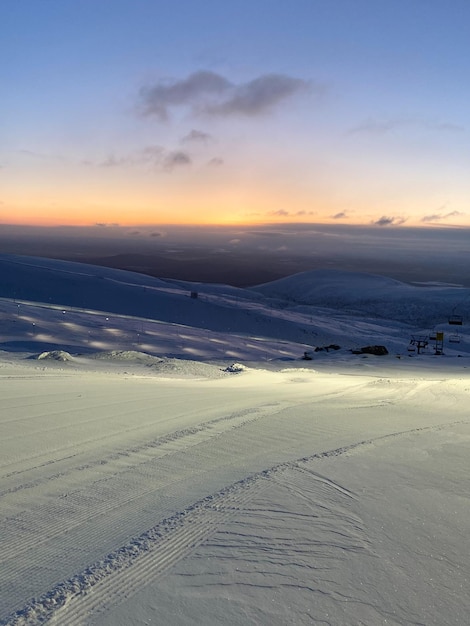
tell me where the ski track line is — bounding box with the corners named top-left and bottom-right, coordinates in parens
top-left (0, 396), bottom-right (151, 435)
top-left (3, 418), bottom-right (468, 626)
top-left (3, 478), bottom-right (266, 626)
top-left (53, 483), bottom-right (264, 626)
top-left (0, 401), bottom-right (280, 492)
top-left (2, 364), bottom-right (399, 483)
top-left (0, 394), bottom-right (192, 470)
top-left (0, 403), bottom-right (281, 565)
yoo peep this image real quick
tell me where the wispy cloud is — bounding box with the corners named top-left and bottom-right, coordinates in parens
top-left (293, 210), bottom-right (315, 217)
top-left (349, 118), bottom-right (404, 135)
top-left (267, 209), bottom-right (315, 218)
top-left (206, 74), bottom-right (309, 117)
top-left (140, 70), bottom-right (310, 120)
top-left (181, 129), bottom-right (213, 144)
top-left (349, 116), bottom-right (465, 136)
top-left (421, 210), bottom-right (464, 223)
top-left (100, 155), bottom-right (133, 168)
top-left (269, 209), bottom-right (290, 217)
top-left (426, 121), bottom-right (464, 132)
top-left (99, 146), bottom-right (164, 168)
top-left (97, 145), bottom-right (191, 172)
top-left (373, 215), bottom-right (407, 226)
top-left (332, 212), bottom-right (347, 219)
top-left (140, 71), bottom-right (230, 120)
top-left (207, 157), bottom-right (224, 167)
top-left (162, 150), bottom-right (192, 171)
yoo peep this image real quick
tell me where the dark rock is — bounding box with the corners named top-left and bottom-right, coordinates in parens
top-left (314, 344), bottom-right (341, 353)
top-left (352, 345), bottom-right (389, 356)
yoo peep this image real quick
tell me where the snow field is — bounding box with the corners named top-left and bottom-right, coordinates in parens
top-left (0, 255), bottom-right (469, 625)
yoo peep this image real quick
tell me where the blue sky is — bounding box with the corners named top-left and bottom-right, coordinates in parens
top-left (2, 0), bottom-right (470, 227)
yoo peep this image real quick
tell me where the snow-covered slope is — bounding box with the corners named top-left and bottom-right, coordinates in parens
top-left (1, 254), bottom-right (469, 360)
top-left (1, 254), bottom-right (470, 626)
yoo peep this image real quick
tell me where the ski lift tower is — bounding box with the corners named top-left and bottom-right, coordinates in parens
top-left (409, 335), bottom-right (428, 354)
top-left (434, 331), bottom-right (444, 354)
top-left (448, 310), bottom-right (463, 344)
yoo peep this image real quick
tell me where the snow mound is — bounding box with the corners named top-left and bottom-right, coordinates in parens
top-left (37, 350), bottom-right (74, 362)
top-left (90, 350), bottom-right (164, 364)
top-left (89, 350), bottom-right (227, 379)
top-left (147, 359), bottom-right (228, 379)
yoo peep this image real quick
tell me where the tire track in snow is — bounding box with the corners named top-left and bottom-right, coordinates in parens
top-left (3, 418), bottom-right (468, 626)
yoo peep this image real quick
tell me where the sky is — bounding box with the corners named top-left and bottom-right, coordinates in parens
top-left (1, 0), bottom-right (470, 229)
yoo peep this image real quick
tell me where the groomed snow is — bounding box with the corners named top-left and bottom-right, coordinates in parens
top-left (0, 255), bottom-right (469, 625)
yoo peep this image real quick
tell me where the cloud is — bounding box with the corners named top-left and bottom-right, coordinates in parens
top-left (181, 129), bottom-right (213, 144)
top-left (421, 210), bottom-right (464, 223)
top-left (100, 154), bottom-right (132, 168)
top-left (140, 71), bottom-right (231, 120)
top-left (426, 121), bottom-right (464, 132)
top-left (207, 157), bottom-right (224, 167)
top-left (140, 145), bottom-right (165, 161)
top-left (268, 209), bottom-right (315, 218)
top-left (206, 74), bottom-right (309, 117)
top-left (269, 209), bottom-right (290, 217)
top-left (332, 212), bottom-right (347, 219)
top-left (349, 116), bottom-right (465, 136)
top-left (349, 118), bottom-right (402, 135)
top-left (19, 149), bottom-right (55, 159)
top-left (162, 150), bottom-right (192, 171)
top-left (140, 70), bottom-right (309, 120)
top-left (97, 146), bottom-right (191, 172)
top-left (373, 216), bottom-right (407, 226)
top-left (99, 146), bottom-right (164, 168)
top-left (95, 222), bottom-right (120, 227)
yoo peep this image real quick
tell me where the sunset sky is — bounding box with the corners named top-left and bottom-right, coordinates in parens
top-left (2, 0), bottom-right (470, 228)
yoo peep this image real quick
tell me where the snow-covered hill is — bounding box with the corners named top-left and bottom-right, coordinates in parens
top-left (253, 268), bottom-right (470, 326)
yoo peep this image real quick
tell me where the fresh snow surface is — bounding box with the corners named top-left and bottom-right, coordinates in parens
top-left (0, 254), bottom-right (469, 626)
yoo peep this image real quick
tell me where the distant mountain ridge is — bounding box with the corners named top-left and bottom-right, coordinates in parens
top-left (252, 268), bottom-right (469, 326)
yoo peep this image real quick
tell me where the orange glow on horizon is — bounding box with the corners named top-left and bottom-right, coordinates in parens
top-left (3, 187), bottom-right (470, 230)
